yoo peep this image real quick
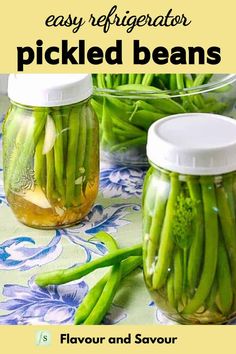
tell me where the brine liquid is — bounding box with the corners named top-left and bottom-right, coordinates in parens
top-left (7, 178), bottom-right (99, 229)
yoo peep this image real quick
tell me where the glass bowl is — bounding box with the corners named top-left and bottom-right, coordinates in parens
top-left (92, 74), bottom-right (236, 166)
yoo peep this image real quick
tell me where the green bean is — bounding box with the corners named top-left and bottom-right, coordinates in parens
top-left (113, 75), bottom-right (121, 87)
top-left (152, 173), bottom-right (180, 289)
top-left (5, 108), bottom-right (47, 193)
top-left (112, 114), bottom-right (145, 135)
top-left (113, 127), bottom-right (145, 138)
top-left (74, 256), bottom-right (142, 324)
top-left (53, 110), bottom-right (65, 200)
top-left (105, 74), bottom-right (113, 89)
top-left (34, 128), bottom-right (46, 189)
top-left (169, 74), bottom-right (177, 91)
top-left (197, 101), bottom-right (227, 113)
top-left (135, 74), bottom-right (143, 84)
top-left (4, 116), bottom-right (31, 193)
top-left (187, 177), bottom-right (204, 291)
top-left (142, 74), bottom-right (154, 86)
top-left (74, 106), bottom-right (87, 204)
top-left (35, 243), bottom-right (142, 287)
top-left (182, 177), bottom-right (218, 314)
top-left (65, 106), bottom-right (80, 207)
top-left (101, 97), bottom-right (117, 146)
top-left (205, 276), bottom-right (218, 310)
top-left (129, 110), bottom-right (166, 129)
top-left (74, 231), bottom-right (119, 324)
top-left (128, 74), bottom-right (136, 84)
top-left (133, 100), bottom-right (161, 113)
top-left (97, 74), bottom-right (106, 88)
top-left (167, 272), bottom-right (176, 309)
top-left (116, 84), bottom-right (163, 92)
top-left (145, 173), bottom-right (169, 285)
top-left (184, 75), bottom-right (194, 89)
top-left (84, 262), bottom-right (122, 325)
top-left (90, 99), bottom-right (103, 121)
top-left (216, 178), bottom-right (236, 291)
top-left (176, 74), bottom-right (185, 90)
top-left (105, 97), bottom-right (133, 123)
top-left (110, 136), bottom-right (147, 152)
top-left (174, 248), bottom-right (183, 303)
top-left (83, 106), bottom-right (98, 193)
top-left (121, 74), bottom-right (128, 85)
top-left (3, 105), bottom-right (24, 159)
top-left (217, 236), bottom-right (233, 315)
top-left (61, 107), bottom-right (70, 165)
top-left (152, 97), bottom-right (186, 114)
top-left (221, 174), bottom-right (235, 221)
top-left (46, 149), bottom-right (55, 201)
top-left (193, 74), bottom-right (207, 87)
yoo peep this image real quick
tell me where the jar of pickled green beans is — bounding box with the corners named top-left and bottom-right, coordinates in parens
top-left (143, 113), bottom-right (236, 324)
top-left (3, 74), bottom-right (99, 229)
top-left (92, 74), bottom-right (236, 166)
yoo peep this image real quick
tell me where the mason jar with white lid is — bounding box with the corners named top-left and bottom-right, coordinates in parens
top-left (3, 74), bottom-right (99, 229)
top-left (143, 113), bottom-right (236, 324)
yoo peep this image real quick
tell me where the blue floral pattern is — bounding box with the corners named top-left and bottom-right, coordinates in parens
top-left (0, 277), bottom-right (88, 324)
top-left (0, 232), bottom-right (62, 271)
top-left (0, 277), bottom-right (127, 325)
top-left (0, 203), bottom-right (140, 271)
top-left (100, 165), bottom-right (147, 199)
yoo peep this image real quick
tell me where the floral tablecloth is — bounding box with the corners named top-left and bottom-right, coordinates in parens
top-left (0, 95), bottom-right (235, 326)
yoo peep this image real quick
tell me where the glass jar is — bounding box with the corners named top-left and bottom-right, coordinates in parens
top-left (3, 74), bottom-right (99, 229)
top-left (92, 74), bottom-right (236, 166)
top-left (143, 113), bottom-right (236, 324)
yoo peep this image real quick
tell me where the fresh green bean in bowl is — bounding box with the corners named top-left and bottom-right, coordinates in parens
top-left (92, 73), bottom-right (236, 166)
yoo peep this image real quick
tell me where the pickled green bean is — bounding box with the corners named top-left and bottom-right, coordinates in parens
top-left (182, 177), bottom-right (218, 314)
top-left (217, 236), bottom-right (233, 315)
top-left (216, 180), bottom-right (236, 291)
top-left (187, 177), bottom-right (204, 291)
top-left (145, 173), bottom-right (169, 284)
top-left (53, 110), bottom-right (65, 200)
top-left (65, 106), bottom-right (80, 206)
top-left (34, 128), bottom-right (46, 188)
top-left (152, 174), bottom-right (180, 289)
top-left (46, 149), bottom-right (55, 201)
top-left (74, 106), bottom-right (87, 204)
top-left (174, 248), bottom-right (183, 303)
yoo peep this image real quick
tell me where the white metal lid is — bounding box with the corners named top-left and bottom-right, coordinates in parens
top-left (8, 74), bottom-right (93, 107)
top-left (147, 113), bottom-right (236, 175)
